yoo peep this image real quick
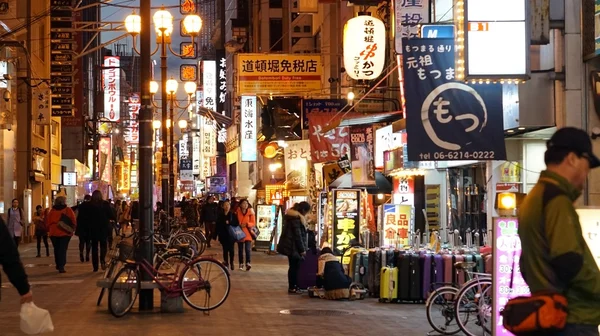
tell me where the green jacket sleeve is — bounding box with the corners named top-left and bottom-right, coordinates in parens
top-left (545, 196), bottom-right (600, 299)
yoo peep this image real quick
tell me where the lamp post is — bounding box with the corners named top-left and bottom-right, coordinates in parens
top-left (125, 7), bottom-right (202, 218)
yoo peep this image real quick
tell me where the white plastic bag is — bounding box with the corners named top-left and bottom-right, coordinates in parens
top-left (20, 302), bottom-right (54, 335)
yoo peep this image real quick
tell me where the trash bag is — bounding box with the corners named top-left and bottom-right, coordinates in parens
top-left (20, 302), bottom-right (54, 335)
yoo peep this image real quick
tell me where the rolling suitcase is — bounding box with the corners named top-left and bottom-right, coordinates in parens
top-left (379, 267), bottom-right (398, 302)
top-left (297, 249), bottom-right (319, 289)
top-left (351, 251), bottom-right (362, 282)
top-left (398, 253), bottom-right (410, 300)
top-left (433, 254), bottom-right (445, 285)
top-left (358, 252), bottom-right (369, 288)
top-left (443, 254), bottom-right (454, 284)
top-left (475, 254), bottom-right (484, 273)
top-left (386, 249), bottom-right (396, 267)
top-left (484, 253), bottom-right (493, 274)
top-left (454, 255), bottom-right (466, 286)
top-left (409, 253), bottom-right (422, 301)
top-left (421, 254), bottom-right (433, 299)
top-left (368, 249), bottom-right (381, 296)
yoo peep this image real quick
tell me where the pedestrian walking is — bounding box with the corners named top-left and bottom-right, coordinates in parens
top-left (277, 201), bottom-right (310, 294)
top-left (216, 200), bottom-right (237, 270)
top-left (78, 190), bottom-right (115, 272)
top-left (119, 201), bottom-right (130, 229)
top-left (517, 127), bottom-right (600, 336)
top-left (235, 199), bottom-right (256, 271)
top-left (201, 195), bottom-right (219, 248)
top-left (75, 194), bottom-right (92, 262)
top-left (33, 205), bottom-right (49, 258)
top-left (6, 198), bottom-right (24, 247)
top-left (46, 196), bottom-right (77, 274)
top-left (0, 215), bottom-right (33, 304)
top-left (130, 201), bottom-right (139, 230)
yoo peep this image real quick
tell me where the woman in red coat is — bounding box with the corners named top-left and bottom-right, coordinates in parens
top-left (46, 196), bottom-right (77, 273)
top-left (235, 199), bottom-right (255, 271)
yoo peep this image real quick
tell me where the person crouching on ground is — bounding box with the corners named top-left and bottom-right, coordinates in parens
top-left (317, 247), bottom-right (352, 300)
top-left (277, 201), bottom-right (310, 294)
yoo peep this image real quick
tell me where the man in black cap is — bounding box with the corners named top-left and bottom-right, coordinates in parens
top-left (518, 127), bottom-right (600, 335)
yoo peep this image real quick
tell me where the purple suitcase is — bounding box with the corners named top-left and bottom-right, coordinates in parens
top-left (297, 249), bottom-right (319, 289)
top-left (433, 254), bottom-right (445, 285)
top-left (421, 254), bottom-right (433, 299)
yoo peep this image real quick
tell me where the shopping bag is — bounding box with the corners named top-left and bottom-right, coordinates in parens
top-left (227, 225), bottom-right (247, 242)
top-left (20, 302), bottom-right (54, 335)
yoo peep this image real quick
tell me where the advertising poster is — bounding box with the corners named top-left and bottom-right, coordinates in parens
top-left (493, 217), bottom-right (530, 335)
top-left (206, 176), bottom-right (227, 193)
top-left (256, 205), bottom-right (277, 249)
top-left (332, 189), bottom-right (360, 256)
top-left (349, 125), bottom-right (376, 186)
top-left (402, 38), bottom-right (506, 161)
top-left (307, 112), bottom-right (350, 163)
top-left (284, 140), bottom-right (310, 189)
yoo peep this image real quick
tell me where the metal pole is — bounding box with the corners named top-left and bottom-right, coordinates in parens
top-left (138, 0), bottom-right (154, 310)
top-left (160, 33), bottom-right (169, 220)
top-left (169, 96), bottom-right (175, 217)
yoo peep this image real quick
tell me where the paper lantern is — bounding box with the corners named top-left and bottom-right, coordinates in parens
top-left (343, 15), bottom-right (386, 80)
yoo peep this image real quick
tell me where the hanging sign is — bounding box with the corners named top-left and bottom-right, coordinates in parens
top-left (307, 112), bottom-right (350, 163)
top-left (402, 38), bottom-right (506, 161)
top-left (375, 125), bottom-right (401, 168)
top-left (216, 50), bottom-right (227, 116)
top-left (349, 125), bottom-right (376, 186)
top-left (284, 140), bottom-right (310, 190)
top-left (380, 204), bottom-right (411, 247)
top-left (124, 93), bottom-right (140, 144)
top-left (203, 60), bottom-right (216, 112)
top-left (103, 56), bottom-right (120, 121)
top-left (240, 96), bottom-right (257, 161)
top-left (332, 189), bottom-right (361, 256)
top-left (200, 116), bottom-right (216, 157)
top-left (35, 88), bottom-right (52, 125)
top-left (343, 15), bottom-right (386, 80)
top-left (192, 135), bottom-right (200, 175)
top-left (394, 0), bottom-right (430, 53)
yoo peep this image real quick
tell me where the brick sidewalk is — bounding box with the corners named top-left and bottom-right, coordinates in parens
top-left (0, 238), bottom-right (440, 336)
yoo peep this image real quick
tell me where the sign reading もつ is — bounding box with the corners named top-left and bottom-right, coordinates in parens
top-left (237, 54), bottom-right (322, 95)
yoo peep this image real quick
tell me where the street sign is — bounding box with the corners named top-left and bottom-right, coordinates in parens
top-left (51, 54), bottom-right (73, 63)
top-left (51, 108), bottom-right (74, 117)
top-left (51, 64), bottom-right (73, 73)
top-left (420, 25), bottom-right (455, 38)
top-left (51, 42), bottom-right (73, 52)
top-left (51, 87), bottom-right (73, 95)
top-left (50, 0), bottom-right (73, 6)
top-left (51, 31), bottom-right (72, 40)
top-left (50, 3), bottom-right (75, 118)
top-left (52, 97), bottom-right (72, 106)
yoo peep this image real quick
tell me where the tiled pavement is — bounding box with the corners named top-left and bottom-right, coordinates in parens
top-left (0, 237), bottom-right (441, 336)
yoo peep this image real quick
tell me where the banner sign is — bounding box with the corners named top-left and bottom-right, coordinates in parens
top-left (284, 140), bottom-right (310, 190)
top-left (98, 137), bottom-right (112, 182)
top-left (179, 159), bottom-right (193, 181)
top-left (349, 125), bottom-right (376, 186)
top-left (192, 135), bottom-right (200, 174)
top-left (493, 217), bottom-right (530, 335)
top-left (240, 96), bottom-right (257, 161)
top-left (375, 125), bottom-right (401, 168)
top-left (394, 0), bottom-right (430, 53)
top-left (216, 49), bottom-right (227, 115)
top-left (307, 112), bottom-right (350, 163)
top-left (200, 116), bottom-right (216, 157)
top-left (125, 93), bottom-right (140, 144)
top-left (302, 98), bottom-right (346, 129)
top-left (103, 56), bottom-right (120, 121)
top-left (402, 38), bottom-right (506, 161)
top-left (332, 189), bottom-right (360, 256)
top-left (237, 54), bottom-right (322, 95)
top-left (203, 60), bottom-right (216, 112)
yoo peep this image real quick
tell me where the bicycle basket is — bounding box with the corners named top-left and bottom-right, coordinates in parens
top-left (117, 240), bottom-right (135, 262)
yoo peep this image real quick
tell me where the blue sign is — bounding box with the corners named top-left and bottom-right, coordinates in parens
top-left (302, 99), bottom-right (347, 129)
top-left (402, 38), bottom-right (506, 161)
top-left (421, 25), bottom-right (454, 38)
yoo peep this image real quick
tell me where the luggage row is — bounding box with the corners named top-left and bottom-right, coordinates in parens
top-left (347, 248), bottom-right (492, 303)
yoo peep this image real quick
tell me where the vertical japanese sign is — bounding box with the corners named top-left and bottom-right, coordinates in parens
top-left (349, 125), bottom-right (375, 186)
top-left (179, 134), bottom-right (193, 181)
top-left (393, 176), bottom-right (415, 205)
top-left (493, 217), bottom-right (530, 335)
top-left (402, 38), bottom-right (506, 161)
top-left (98, 137), bottom-right (112, 183)
top-left (343, 15), bottom-right (386, 80)
top-left (284, 140), bottom-right (310, 190)
top-left (332, 189), bottom-right (361, 256)
top-left (34, 88), bottom-right (52, 125)
top-left (103, 56), bottom-right (120, 122)
top-left (203, 60), bottom-right (216, 112)
top-left (125, 93), bottom-right (140, 144)
top-left (394, 0), bottom-right (430, 53)
top-left (192, 135), bottom-right (200, 175)
top-left (240, 96), bottom-right (257, 161)
top-left (216, 50), bottom-right (227, 116)
top-left (307, 113), bottom-right (350, 163)
top-left (200, 116), bottom-right (216, 157)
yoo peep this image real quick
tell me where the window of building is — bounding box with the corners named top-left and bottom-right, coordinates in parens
top-left (51, 120), bottom-right (59, 155)
top-left (303, 25), bottom-right (311, 33)
top-left (34, 124), bottom-right (45, 137)
top-left (269, 0), bottom-right (282, 8)
top-left (269, 19), bottom-right (283, 52)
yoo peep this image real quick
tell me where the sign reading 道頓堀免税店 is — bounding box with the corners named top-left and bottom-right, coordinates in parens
top-left (237, 54), bottom-right (322, 95)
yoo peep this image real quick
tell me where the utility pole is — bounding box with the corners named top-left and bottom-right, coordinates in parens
top-left (137, 0), bottom-right (154, 310)
top-left (160, 31), bottom-right (170, 219)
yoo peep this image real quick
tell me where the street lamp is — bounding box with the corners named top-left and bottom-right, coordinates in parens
top-left (166, 78), bottom-right (178, 96)
top-left (178, 119), bottom-right (188, 129)
top-left (152, 120), bottom-right (161, 129)
top-left (149, 81), bottom-right (159, 95)
top-left (125, 7), bottom-right (202, 218)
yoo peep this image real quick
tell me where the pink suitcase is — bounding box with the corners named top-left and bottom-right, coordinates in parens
top-left (443, 254), bottom-right (454, 284)
top-left (454, 255), bottom-right (465, 286)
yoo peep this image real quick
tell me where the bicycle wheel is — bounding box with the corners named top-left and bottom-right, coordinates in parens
top-left (180, 259), bottom-right (230, 311)
top-left (108, 266), bottom-right (140, 318)
top-left (172, 233), bottom-right (200, 254)
top-left (192, 229), bottom-right (207, 255)
top-left (454, 278), bottom-right (493, 336)
top-left (426, 286), bottom-right (461, 335)
top-left (97, 260), bottom-right (121, 306)
top-left (155, 251), bottom-right (193, 275)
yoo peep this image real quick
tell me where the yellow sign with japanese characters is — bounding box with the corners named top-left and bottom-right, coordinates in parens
top-left (237, 54), bottom-right (323, 95)
top-left (333, 189), bottom-right (361, 255)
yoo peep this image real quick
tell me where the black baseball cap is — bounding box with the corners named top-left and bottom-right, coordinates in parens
top-left (547, 127), bottom-right (600, 168)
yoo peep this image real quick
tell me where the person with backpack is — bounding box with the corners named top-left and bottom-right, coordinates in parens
top-left (33, 205), bottom-right (49, 258)
top-left (46, 196), bottom-right (77, 274)
top-left (6, 198), bottom-right (24, 247)
top-left (517, 128), bottom-right (600, 336)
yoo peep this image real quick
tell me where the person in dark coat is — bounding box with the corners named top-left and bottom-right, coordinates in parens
top-left (201, 195), bottom-right (219, 247)
top-left (77, 190), bottom-right (116, 272)
top-left (75, 194), bottom-right (92, 262)
top-left (277, 201), bottom-right (310, 294)
top-left (215, 200), bottom-right (238, 270)
top-left (0, 216), bottom-right (33, 304)
top-left (317, 247), bottom-right (351, 300)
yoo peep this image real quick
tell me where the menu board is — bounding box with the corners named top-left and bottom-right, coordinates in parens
top-left (332, 189), bottom-right (360, 256)
top-left (256, 205), bottom-right (277, 246)
top-left (493, 217), bottom-right (530, 335)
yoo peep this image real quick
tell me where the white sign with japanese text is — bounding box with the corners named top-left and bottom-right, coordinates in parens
top-left (192, 135), bottom-right (200, 175)
top-left (375, 125), bottom-right (402, 168)
top-left (196, 90), bottom-right (203, 111)
top-left (240, 96), bottom-right (257, 162)
top-left (179, 133), bottom-right (189, 160)
top-left (125, 93), bottom-right (140, 144)
top-left (284, 140), bottom-right (310, 190)
top-left (203, 60), bottom-right (216, 112)
top-left (200, 116), bottom-right (216, 157)
top-left (394, 0), bottom-right (430, 54)
top-left (103, 56), bottom-right (120, 121)
top-left (343, 15), bottom-right (386, 80)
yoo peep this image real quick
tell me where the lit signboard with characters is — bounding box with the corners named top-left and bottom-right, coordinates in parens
top-left (454, 0), bottom-right (529, 80)
top-left (332, 189), bottom-right (361, 256)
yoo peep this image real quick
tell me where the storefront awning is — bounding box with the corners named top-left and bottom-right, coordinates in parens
top-left (329, 172), bottom-right (393, 194)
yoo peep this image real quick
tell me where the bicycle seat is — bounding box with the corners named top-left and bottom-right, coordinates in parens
top-left (174, 243), bottom-right (190, 250)
top-left (125, 259), bottom-right (137, 265)
top-left (155, 242), bottom-right (167, 249)
top-left (454, 261), bottom-right (476, 270)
